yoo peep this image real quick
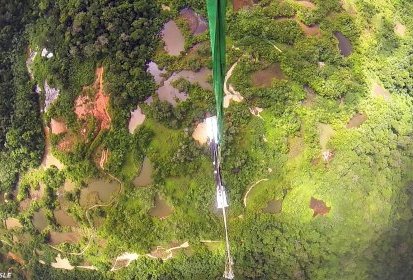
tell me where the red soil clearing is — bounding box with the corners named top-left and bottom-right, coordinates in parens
top-left (310, 197), bottom-right (330, 217)
top-left (75, 67), bottom-right (111, 130)
top-left (58, 137), bottom-right (73, 152)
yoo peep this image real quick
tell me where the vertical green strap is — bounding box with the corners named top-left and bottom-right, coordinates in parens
top-left (207, 0), bottom-right (226, 142)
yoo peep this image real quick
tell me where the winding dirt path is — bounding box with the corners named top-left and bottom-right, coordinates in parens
top-left (243, 179), bottom-right (269, 207)
top-left (223, 60), bottom-right (244, 108)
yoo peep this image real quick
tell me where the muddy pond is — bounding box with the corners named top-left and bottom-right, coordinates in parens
top-left (347, 113), bottom-right (367, 128)
top-left (149, 194), bottom-right (173, 219)
top-left (310, 197), bottom-right (330, 217)
top-left (32, 208), bottom-right (48, 231)
top-left (133, 157), bottom-right (153, 187)
top-left (53, 209), bottom-right (77, 227)
top-left (41, 127), bottom-right (64, 170)
top-left (79, 179), bottom-right (120, 208)
top-left (128, 106), bottom-right (146, 134)
top-left (49, 231), bottom-right (81, 245)
top-left (262, 199), bottom-right (282, 214)
top-left (180, 8), bottom-right (208, 35)
top-left (147, 61), bottom-right (167, 85)
top-left (157, 68), bottom-right (212, 106)
top-left (162, 21), bottom-right (185, 56)
top-left (251, 64), bottom-right (286, 87)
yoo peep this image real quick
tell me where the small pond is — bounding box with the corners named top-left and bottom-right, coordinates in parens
top-left (133, 157), bottom-right (153, 187)
top-left (149, 194), bottom-right (173, 219)
top-left (251, 64), bottom-right (286, 87)
top-left (334, 31), bottom-right (352, 57)
top-left (162, 21), bottom-right (185, 56)
top-left (79, 179), bottom-right (120, 208)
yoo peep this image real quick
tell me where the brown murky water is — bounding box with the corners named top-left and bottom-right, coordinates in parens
top-left (149, 194), bottom-right (173, 219)
top-left (251, 64), bottom-right (286, 87)
top-left (147, 61), bottom-right (167, 85)
top-left (162, 21), bottom-right (185, 56)
top-left (157, 68), bottom-right (212, 106)
top-left (310, 197), bottom-right (330, 217)
top-left (133, 157), bottom-right (153, 187)
top-left (49, 231), bottom-right (80, 245)
top-left (32, 209), bottom-right (48, 231)
top-left (41, 127), bottom-right (65, 170)
top-left (346, 113), bottom-right (367, 128)
top-left (63, 180), bottom-right (76, 192)
top-left (128, 106), bottom-right (146, 134)
top-left (53, 209), bottom-right (77, 227)
top-left (180, 8), bottom-right (208, 35)
top-left (334, 31), bottom-right (352, 57)
top-left (262, 199), bottom-right (282, 214)
top-left (79, 179), bottom-right (120, 208)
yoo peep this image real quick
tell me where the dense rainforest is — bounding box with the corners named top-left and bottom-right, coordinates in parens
top-left (1, 0), bottom-right (413, 279)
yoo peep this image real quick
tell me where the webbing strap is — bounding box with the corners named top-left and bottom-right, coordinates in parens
top-left (207, 0), bottom-right (226, 142)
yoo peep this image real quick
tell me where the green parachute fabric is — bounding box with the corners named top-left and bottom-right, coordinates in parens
top-left (207, 0), bottom-right (226, 142)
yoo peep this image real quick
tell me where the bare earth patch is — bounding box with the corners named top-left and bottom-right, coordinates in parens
top-left (57, 134), bottom-right (76, 152)
top-left (299, 22), bottom-right (321, 37)
top-left (249, 107), bottom-right (264, 118)
top-left (224, 60), bottom-right (244, 108)
top-left (395, 22), bottom-right (406, 36)
top-left (50, 119), bottom-right (67, 135)
top-left (310, 197), bottom-right (330, 217)
top-left (192, 120), bottom-right (209, 145)
top-left (75, 67), bottom-right (111, 130)
top-left (51, 254), bottom-right (74, 270)
top-left (5, 218), bottom-right (23, 230)
top-left (372, 82), bottom-right (391, 101)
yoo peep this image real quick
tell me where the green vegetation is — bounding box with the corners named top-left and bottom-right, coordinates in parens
top-left (1, 0), bottom-right (413, 279)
